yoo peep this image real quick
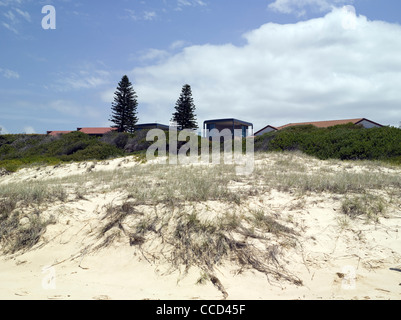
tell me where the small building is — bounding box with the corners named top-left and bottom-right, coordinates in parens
top-left (253, 125), bottom-right (278, 136)
top-left (47, 130), bottom-right (73, 136)
top-left (255, 118), bottom-right (384, 136)
top-left (203, 118), bottom-right (254, 138)
top-left (134, 123), bottom-right (170, 131)
top-left (77, 127), bottom-right (118, 137)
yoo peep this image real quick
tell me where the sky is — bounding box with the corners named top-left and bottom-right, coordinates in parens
top-left (1, 0), bottom-right (401, 134)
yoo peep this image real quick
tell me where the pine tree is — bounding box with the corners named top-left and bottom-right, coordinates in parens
top-left (109, 75), bottom-right (138, 133)
top-left (172, 84), bottom-right (198, 130)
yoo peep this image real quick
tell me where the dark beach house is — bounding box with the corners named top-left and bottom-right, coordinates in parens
top-left (134, 123), bottom-right (170, 131)
top-left (203, 118), bottom-right (254, 139)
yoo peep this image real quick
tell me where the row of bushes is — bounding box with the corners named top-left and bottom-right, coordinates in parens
top-left (1, 124), bottom-right (400, 172)
top-left (0, 132), bottom-right (127, 172)
top-left (255, 124), bottom-right (401, 163)
top-left (0, 130), bottom-right (206, 172)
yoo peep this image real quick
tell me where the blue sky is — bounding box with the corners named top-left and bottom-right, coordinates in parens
top-left (1, 0), bottom-right (401, 134)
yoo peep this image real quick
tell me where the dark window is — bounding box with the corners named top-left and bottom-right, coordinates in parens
top-left (207, 123), bottom-right (216, 131)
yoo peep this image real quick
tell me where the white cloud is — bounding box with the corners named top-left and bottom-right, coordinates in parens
top-left (64, 76), bottom-right (108, 90)
top-left (23, 126), bottom-right (36, 134)
top-left (0, 125), bottom-right (9, 134)
top-left (139, 48), bottom-right (170, 62)
top-left (1, 3), bottom-right (32, 34)
top-left (131, 8), bottom-right (401, 130)
top-left (170, 40), bottom-right (191, 50)
top-left (52, 69), bottom-right (110, 91)
top-left (3, 10), bottom-right (17, 23)
top-left (124, 9), bottom-right (158, 22)
top-left (176, 0), bottom-right (207, 11)
top-left (177, 0), bottom-right (206, 6)
top-left (124, 9), bottom-right (138, 21)
top-left (0, 67), bottom-right (20, 79)
top-left (2, 21), bottom-right (18, 34)
top-left (137, 41), bottom-right (192, 63)
top-left (47, 100), bottom-right (102, 120)
top-left (0, 0), bottom-right (24, 6)
top-left (268, 0), bottom-right (352, 16)
top-left (143, 11), bottom-right (157, 21)
top-left (100, 88), bottom-right (115, 104)
top-left (15, 8), bottom-right (31, 22)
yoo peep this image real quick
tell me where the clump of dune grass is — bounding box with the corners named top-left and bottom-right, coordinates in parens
top-left (0, 179), bottom-right (67, 254)
top-left (250, 209), bottom-right (296, 236)
top-left (0, 181), bottom-right (67, 206)
top-left (98, 164), bottom-right (248, 206)
top-left (0, 206), bottom-right (56, 254)
top-left (93, 202), bottom-right (144, 250)
top-left (341, 194), bottom-right (387, 222)
top-left (253, 152), bottom-right (401, 195)
top-left (95, 201), bottom-right (302, 297)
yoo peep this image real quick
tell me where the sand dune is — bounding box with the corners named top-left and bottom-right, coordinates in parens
top-left (0, 153), bottom-right (400, 300)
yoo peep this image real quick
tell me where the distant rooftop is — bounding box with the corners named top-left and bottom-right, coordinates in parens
top-left (255, 118), bottom-right (384, 136)
top-left (276, 118), bottom-right (382, 130)
top-left (77, 127), bottom-right (118, 135)
top-left (47, 131), bottom-right (73, 136)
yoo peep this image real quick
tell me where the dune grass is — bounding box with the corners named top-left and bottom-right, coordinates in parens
top-left (1, 151), bottom-right (399, 291)
top-left (95, 201), bottom-right (302, 294)
top-left (253, 152), bottom-right (401, 195)
top-left (0, 179), bottom-right (66, 253)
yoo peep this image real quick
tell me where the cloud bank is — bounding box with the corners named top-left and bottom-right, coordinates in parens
top-left (268, 0), bottom-right (352, 16)
top-left (130, 7), bottom-right (401, 130)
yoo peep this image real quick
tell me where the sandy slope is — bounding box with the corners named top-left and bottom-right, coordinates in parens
top-left (0, 155), bottom-right (400, 300)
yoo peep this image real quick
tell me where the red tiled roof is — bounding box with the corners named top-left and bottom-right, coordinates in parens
top-left (77, 127), bottom-right (118, 135)
top-left (276, 118), bottom-right (379, 130)
top-left (47, 131), bottom-right (73, 136)
top-left (255, 118), bottom-right (383, 135)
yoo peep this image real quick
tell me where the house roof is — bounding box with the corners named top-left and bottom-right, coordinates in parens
top-left (204, 118), bottom-right (254, 127)
top-left (135, 123), bottom-right (170, 130)
top-left (255, 118), bottom-right (383, 135)
top-left (47, 131), bottom-right (73, 136)
top-left (254, 125), bottom-right (278, 135)
top-left (277, 118), bottom-right (383, 130)
top-left (77, 127), bottom-right (118, 135)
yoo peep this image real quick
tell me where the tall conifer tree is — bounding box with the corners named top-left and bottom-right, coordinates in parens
top-left (172, 84), bottom-right (198, 130)
top-left (110, 75), bottom-right (138, 133)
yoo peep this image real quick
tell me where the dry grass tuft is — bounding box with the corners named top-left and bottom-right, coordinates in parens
top-left (341, 194), bottom-right (387, 222)
top-left (95, 202), bottom-right (303, 295)
top-left (0, 209), bottom-right (56, 254)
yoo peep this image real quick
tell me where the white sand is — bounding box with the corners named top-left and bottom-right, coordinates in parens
top-left (0, 155), bottom-right (400, 300)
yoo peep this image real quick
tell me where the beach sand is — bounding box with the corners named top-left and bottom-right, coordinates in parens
top-left (0, 153), bottom-right (400, 300)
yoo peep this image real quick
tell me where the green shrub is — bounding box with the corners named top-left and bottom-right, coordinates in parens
top-left (101, 132), bottom-right (130, 149)
top-left (255, 125), bottom-right (401, 163)
top-left (66, 144), bottom-right (123, 161)
top-left (0, 144), bottom-right (16, 157)
top-left (0, 132), bottom-right (124, 171)
top-left (0, 160), bottom-right (21, 173)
